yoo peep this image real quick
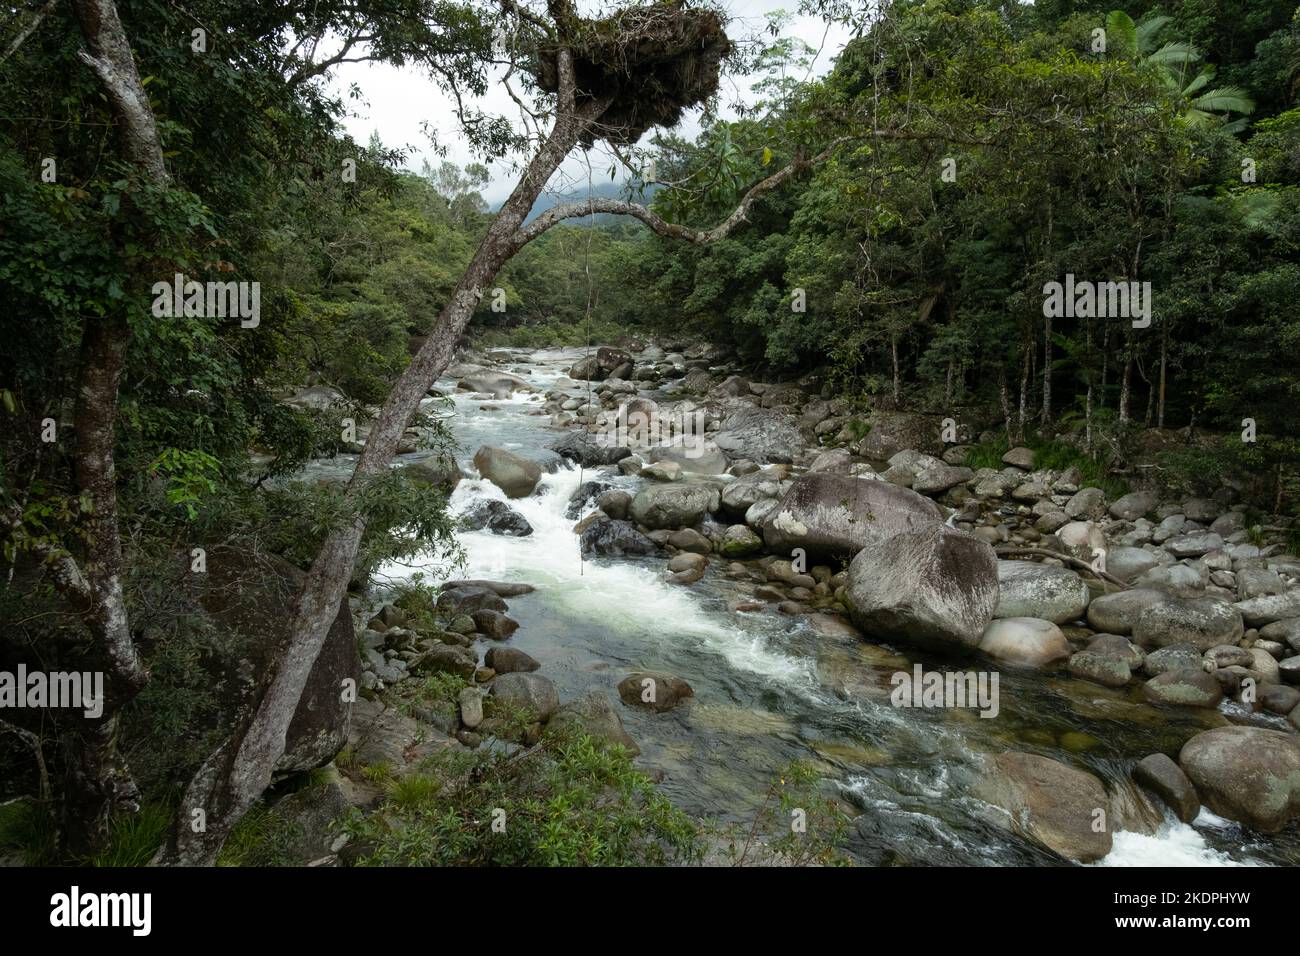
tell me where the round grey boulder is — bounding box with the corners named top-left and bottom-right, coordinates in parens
top-left (1179, 726), bottom-right (1300, 832)
top-left (994, 561), bottom-right (1089, 624)
top-left (1132, 596), bottom-right (1243, 651)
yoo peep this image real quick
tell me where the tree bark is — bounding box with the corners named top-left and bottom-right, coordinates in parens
top-left (1119, 351), bottom-right (1133, 424)
top-left (45, 0), bottom-right (168, 854)
top-left (1157, 318), bottom-right (1168, 428)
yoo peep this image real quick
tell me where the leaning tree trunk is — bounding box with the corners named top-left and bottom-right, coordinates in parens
top-left (155, 23), bottom-right (956, 864)
top-left (156, 53), bottom-right (597, 866)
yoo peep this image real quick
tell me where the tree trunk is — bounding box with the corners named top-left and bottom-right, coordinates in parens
top-left (48, 0), bottom-right (167, 854)
top-left (1017, 338), bottom-right (1030, 442)
top-left (891, 333), bottom-right (900, 407)
top-left (1157, 319), bottom-right (1168, 429)
top-left (157, 54), bottom-right (598, 865)
top-left (1119, 351), bottom-right (1133, 424)
top-left (999, 369), bottom-right (1012, 445)
top-left (1041, 307), bottom-right (1052, 425)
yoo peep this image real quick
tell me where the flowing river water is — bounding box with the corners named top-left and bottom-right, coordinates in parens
top-left (337, 347), bottom-right (1298, 867)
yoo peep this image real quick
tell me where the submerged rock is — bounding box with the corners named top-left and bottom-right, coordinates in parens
top-left (975, 751), bottom-right (1112, 862)
top-left (617, 671), bottom-right (695, 712)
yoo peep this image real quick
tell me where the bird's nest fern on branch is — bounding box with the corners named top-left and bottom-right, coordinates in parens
top-left (534, 0), bottom-right (732, 145)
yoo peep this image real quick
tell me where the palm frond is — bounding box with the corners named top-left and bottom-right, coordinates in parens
top-left (1134, 14), bottom-right (1173, 54)
top-left (1191, 86), bottom-right (1255, 115)
top-left (1105, 10), bottom-right (1137, 55)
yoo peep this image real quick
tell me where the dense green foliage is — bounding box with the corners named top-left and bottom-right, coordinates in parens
top-left (609, 0), bottom-right (1300, 510)
top-left (2, 0), bottom-right (1299, 864)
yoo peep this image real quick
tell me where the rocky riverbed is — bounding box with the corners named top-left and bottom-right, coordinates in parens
top-left (290, 343), bottom-right (1300, 866)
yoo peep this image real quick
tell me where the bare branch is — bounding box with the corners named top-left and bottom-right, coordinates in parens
top-left (0, 0), bottom-right (57, 66)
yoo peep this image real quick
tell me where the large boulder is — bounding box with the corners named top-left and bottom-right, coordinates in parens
top-left (628, 483), bottom-right (720, 530)
top-left (858, 412), bottom-right (943, 459)
top-left (549, 430), bottom-right (633, 467)
top-left (459, 499), bottom-right (533, 536)
top-left (484, 647), bottom-right (540, 674)
top-left (547, 691), bottom-right (640, 754)
top-left (186, 549), bottom-right (358, 778)
top-left (568, 347), bottom-right (631, 381)
top-left (490, 673), bottom-right (560, 722)
top-left (1133, 753), bottom-right (1199, 824)
top-left (399, 453), bottom-right (462, 491)
top-left (911, 461), bottom-right (974, 496)
top-left (1131, 596), bottom-right (1243, 651)
top-left (994, 561), bottom-right (1089, 624)
top-left (711, 404), bottom-right (805, 464)
top-left (1179, 727), bottom-right (1300, 832)
top-left (1234, 591), bottom-right (1300, 628)
top-left (1109, 492), bottom-right (1155, 521)
top-left (579, 517), bottom-right (657, 557)
top-left (473, 446), bottom-right (542, 498)
top-left (975, 752), bottom-right (1112, 862)
top-left (1143, 669), bottom-right (1223, 708)
top-left (844, 524), bottom-right (998, 651)
top-left (282, 385), bottom-right (345, 411)
top-left (1086, 588), bottom-right (1171, 635)
top-left (617, 672), bottom-right (695, 713)
top-left (719, 470), bottom-right (785, 517)
top-left (1105, 546), bottom-right (1160, 584)
top-left (458, 369), bottom-right (531, 398)
top-left (647, 438), bottom-right (728, 475)
top-left (761, 472), bottom-right (943, 562)
top-left (979, 618), bottom-right (1072, 667)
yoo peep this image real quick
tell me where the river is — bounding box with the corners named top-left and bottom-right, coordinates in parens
top-left (353, 347), bottom-right (1298, 866)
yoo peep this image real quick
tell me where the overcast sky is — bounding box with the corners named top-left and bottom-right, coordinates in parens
top-left (326, 1), bottom-right (853, 206)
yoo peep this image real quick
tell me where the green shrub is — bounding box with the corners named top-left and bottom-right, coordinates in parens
top-left (0, 798), bottom-right (58, 865)
top-left (217, 803), bottom-right (306, 867)
top-left (345, 729), bottom-right (699, 866)
top-left (704, 762), bottom-right (852, 867)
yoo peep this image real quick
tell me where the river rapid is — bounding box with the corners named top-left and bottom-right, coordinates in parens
top-left (347, 347), bottom-right (1298, 867)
